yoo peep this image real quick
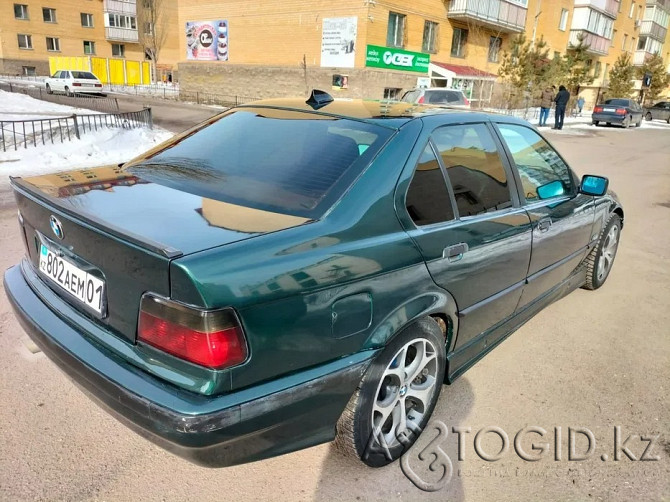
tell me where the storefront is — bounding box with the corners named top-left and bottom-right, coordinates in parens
top-left (427, 62), bottom-right (497, 105)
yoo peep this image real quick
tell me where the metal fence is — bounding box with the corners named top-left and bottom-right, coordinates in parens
top-left (0, 108), bottom-right (152, 152)
top-left (105, 83), bottom-right (258, 107)
top-left (0, 82), bottom-right (120, 113)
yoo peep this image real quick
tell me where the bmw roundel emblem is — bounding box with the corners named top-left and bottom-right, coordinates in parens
top-left (49, 215), bottom-right (64, 240)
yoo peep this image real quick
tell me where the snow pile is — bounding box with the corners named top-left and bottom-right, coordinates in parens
top-left (0, 90), bottom-right (97, 120)
top-left (0, 90), bottom-right (173, 188)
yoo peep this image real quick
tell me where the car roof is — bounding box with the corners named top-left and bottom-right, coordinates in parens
top-left (237, 98), bottom-right (515, 129)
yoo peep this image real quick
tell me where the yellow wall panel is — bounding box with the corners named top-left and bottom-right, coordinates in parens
top-left (109, 59), bottom-right (125, 85)
top-left (91, 57), bottom-right (109, 83)
top-left (126, 61), bottom-right (141, 85)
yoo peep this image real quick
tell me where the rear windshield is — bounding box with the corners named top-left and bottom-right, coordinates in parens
top-left (71, 71), bottom-right (97, 79)
top-left (604, 99), bottom-right (629, 106)
top-left (128, 108), bottom-right (394, 219)
top-left (425, 90), bottom-right (465, 105)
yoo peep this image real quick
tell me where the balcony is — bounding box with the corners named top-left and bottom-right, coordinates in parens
top-left (646, 0), bottom-right (670, 12)
top-left (573, 0), bottom-right (618, 18)
top-left (104, 0), bottom-right (136, 15)
top-left (568, 30), bottom-right (610, 55)
top-left (447, 0), bottom-right (527, 33)
top-left (633, 50), bottom-right (652, 66)
top-left (640, 20), bottom-right (668, 41)
top-left (105, 27), bottom-right (139, 42)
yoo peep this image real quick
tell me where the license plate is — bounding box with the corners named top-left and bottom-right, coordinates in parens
top-left (603, 107), bottom-right (616, 112)
top-left (39, 244), bottom-right (105, 315)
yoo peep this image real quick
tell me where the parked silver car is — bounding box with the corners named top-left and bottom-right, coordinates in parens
top-left (400, 88), bottom-right (470, 109)
top-left (644, 101), bottom-right (670, 123)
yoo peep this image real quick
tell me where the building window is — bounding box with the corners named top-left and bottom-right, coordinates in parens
top-left (422, 21), bottom-right (439, 53)
top-left (629, 1), bottom-right (635, 18)
top-left (83, 40), bottom-right (96, 54)
top-left (42, 7), bottom-right (56, 23)
top-left (22, 66), bottom-right (36, 76)
top-left (14, 4), bottom-right (29, 19)
top-left (594, 61), bottom-right (602, 78)
top-left (559, 9), bottom-right (568, 31)
top-left (637, 36), bottom-right (646, 50)
top-left (387, 12), bottom-right (406, 48)
top-left (81, 13), bottom-right (94, 27)
top-left (144, 22), bottom-right (154, 35)
top-left (46, 37), bottom-right (60, 51)
top-left (611, 29), bottom-right (617, 47)
top-left (488, 36), bottom-right (502, 62)
top-left (17, 34), bottom-right (32, 49)
top-left (621, 33), bottom-right (627, 50)
top-left (630, 37), bottom-right (635, 52)
top-left (112, 43), bottom-right (125, 57)
top-left (383, 87), bottom-right (402, 99)
top-left (451, 28), bottom-right (468, 58)
top-left (108, 14), bottom-right (137, 29)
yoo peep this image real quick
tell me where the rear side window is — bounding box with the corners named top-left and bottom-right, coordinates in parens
top-left (401, 90), bottom-right (422, 103)
top-left (130, 108), bottom-right (393, 219)
top-left (426, 90), bottom-right (465, 105)
top-left (71, 71), bottom-right (96, 79)
top-left (432, 124), bottom-right (512, 217)
top-left (405, 144), bottom-right (455, 226)
top-left (497, 124), bottom-right (572, 202)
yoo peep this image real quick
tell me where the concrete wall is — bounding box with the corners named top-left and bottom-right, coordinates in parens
top-left (0, 57), bottom-right (50, 75)
top-left (178, 61), bottom-right (421, 100)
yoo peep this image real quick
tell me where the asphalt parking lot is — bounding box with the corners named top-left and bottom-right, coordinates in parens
top-left (0, 125), bottom-right (668, 501)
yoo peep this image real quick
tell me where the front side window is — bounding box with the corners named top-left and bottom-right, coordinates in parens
top-left (14, 4), bottom-right (28, 19)
top-left (83, 40), bottom-right (95, 54)
top-left (43, 7), bottom-right (56, 22)
top-left (422, 21), bottom-right (438, 53)
top-left (497, 124), bottom-right (573, 202)
top-left (46, 37), bottom-right (60, 51)
top-left (81, 13), bottom-right (93, 27)
top-left (387, 12), bottom-right (406, 47)
top-left (451, 28), bottom-right (468, 58)
top-left (17, 34), bottom-right (32, 49)
top-left (433, 124), bottom-right (512, 217)
top-left (406, 144), bottom-right (455, 226)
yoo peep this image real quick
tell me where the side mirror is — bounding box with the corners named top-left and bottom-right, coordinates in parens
top-left (580, 175), bottom-right (609, 196)
top-left (536, 180), bottom-right (566, 200)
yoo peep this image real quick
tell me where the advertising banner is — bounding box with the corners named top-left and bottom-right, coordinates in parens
top-left (186, 20), bottom-right (229, 61)
top-left (365, 45), bottom-right (430, 73)
top-left (321, 17), bottom-right (357, 68)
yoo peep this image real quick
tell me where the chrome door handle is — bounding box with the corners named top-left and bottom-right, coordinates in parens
top-left (538, 218), bottom-right (552, 233)
top-left (443, 242), bottom-right (468, 262)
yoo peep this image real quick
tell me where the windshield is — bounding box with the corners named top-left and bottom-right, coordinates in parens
top-left (71, 71), bottom-right (97, 79)
top-left (604, 99), bottom-right (630, 106)
top-left (128, 108), bottom-right (394, 219)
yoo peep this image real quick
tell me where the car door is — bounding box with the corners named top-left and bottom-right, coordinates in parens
top-left (49, 71), bottom-right (60, 91)
top-left (494, 122), bottom-right (596, 309)
top-left (401, 121), bottom-right (532, 353)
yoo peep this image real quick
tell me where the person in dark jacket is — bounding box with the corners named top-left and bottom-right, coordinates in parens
top-left (553, 85), bottom-right (570, 130)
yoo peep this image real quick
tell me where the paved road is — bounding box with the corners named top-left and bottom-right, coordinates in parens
top-left (0, 127), bottom-right (668, 501)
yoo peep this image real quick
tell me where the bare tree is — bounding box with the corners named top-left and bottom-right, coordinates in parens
top-left (137, 0), bottom-right (170, 81)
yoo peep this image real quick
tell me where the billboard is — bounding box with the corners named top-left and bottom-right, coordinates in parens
top-left (186, 20), bottom-right (229, 61)
top-left (321, 17), bottom-right (357, 68)
top-left (365, 45), bottom-right (429, 73)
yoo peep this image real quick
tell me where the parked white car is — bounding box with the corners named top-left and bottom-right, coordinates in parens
top-left (45, 70), bottom-right (104, 96)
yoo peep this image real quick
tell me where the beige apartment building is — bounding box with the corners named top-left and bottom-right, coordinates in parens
top-left (176, 0), bottom-right (670, 104)
top-left (0, 0), bottom-right (180, 78)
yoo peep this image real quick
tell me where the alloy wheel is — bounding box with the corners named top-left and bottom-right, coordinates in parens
top-left (597, 224), bottom-right (619, 282)
top-left (371, 338), bottom-right (439, 447)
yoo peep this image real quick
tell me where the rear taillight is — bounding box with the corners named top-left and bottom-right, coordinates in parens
top-left (418, 96), bottom-right (425, 104)
top-left (95, 83), bottom-right (102, 87)
top-left (594, 106), bottom-right (603, 113)
top-left (615, 108), bottom-right (627, 115)
top-left (463, 96), bottom-right (470, 106)
top-left (73, 83), bottom-right (82, 86)
top-left (138, 294), bottom-right (247, 369)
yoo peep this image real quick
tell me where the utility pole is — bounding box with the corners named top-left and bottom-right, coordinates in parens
top-left (531, 0), bottom-right (542, 48)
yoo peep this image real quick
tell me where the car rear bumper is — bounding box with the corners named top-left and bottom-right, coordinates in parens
top-left (4, 262), bottom-right (374, 467)
top-left (591, 113), bottom-right (625, 123)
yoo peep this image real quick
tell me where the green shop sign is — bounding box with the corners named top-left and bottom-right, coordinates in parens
top-left (365, 45), bottom-right (430, 73)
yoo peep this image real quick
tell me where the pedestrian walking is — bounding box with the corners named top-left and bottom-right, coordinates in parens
top-left (538, 85), bottom-right (555, 127)
top-left (553, 85), bottom-right (570, 130)
top-left (577, 96), bottom-right (585, 115)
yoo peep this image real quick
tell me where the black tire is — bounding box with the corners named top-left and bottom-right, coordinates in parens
top-left (606, 122), bottom-right (611, 126)
top-left (582, 214), bottom-right (621, 291)
top-left (592, 121), bottom-right (599, 126)
top-left (45, 84), bottom-right (53, 95)
top-left (335, 317), bottom-right (447, 467)
top-left (635, 118), bottom-right (642, 127)
top-left (65, 86), bottom-right (73, 97)
top-left (623, 115), bottom-right (631, 128)
top-left (645, 112), bottom-right (652, 121)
